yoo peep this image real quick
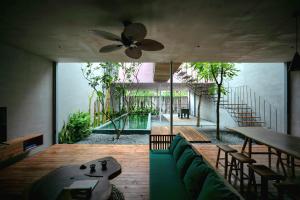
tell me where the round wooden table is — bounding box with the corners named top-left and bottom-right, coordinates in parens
top-left (28, 157), bottom-right (121, 200)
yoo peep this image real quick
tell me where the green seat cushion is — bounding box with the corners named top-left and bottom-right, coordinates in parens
top-left (150, 152), bottom-right (189, 200)
top-left (176, 147), bottom-right (197, 178)
top-left (197, 173), bottom-right (240, 200)
top-left (173, 139), bottom-right (190, 161)
top-left (169, 134), bottom-right (183, 153)
top-left (150, 149), bottom-right (170, 154)
top-left (183, 157), bottom-right (211, 199)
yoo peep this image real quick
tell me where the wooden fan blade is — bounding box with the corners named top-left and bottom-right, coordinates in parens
top-left (99, 45), bottom-right (123, 53)
top-left (136, 39), bottom-right (164, 51)
top-left (125, 47), bottom-right (142, 59)
top-left (91, 30), bottom-right (121, 41)
top-left (123, 23), bottom-right (147, 41)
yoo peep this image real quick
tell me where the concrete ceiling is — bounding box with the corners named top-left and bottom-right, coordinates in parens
top-left (0, 0), bottom-right (299, 62)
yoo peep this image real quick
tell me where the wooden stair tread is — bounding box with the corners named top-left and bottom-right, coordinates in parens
top-left (225, 107), bottom-right (252, 109)
top-left (220, 103), bottom-right (247, 105)
top-left (238, 116), bottom-right (260, 118)
top-left (238, 121), bottom-right (264, 123)
top-left (232, 112), bottom-right (256, 114)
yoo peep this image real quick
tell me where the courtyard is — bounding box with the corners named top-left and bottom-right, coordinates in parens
top-left (0, 1), bottom-right (300, 200)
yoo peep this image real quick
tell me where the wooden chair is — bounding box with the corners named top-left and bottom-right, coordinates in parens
top-left (215, 144), bottom-right (238, 179)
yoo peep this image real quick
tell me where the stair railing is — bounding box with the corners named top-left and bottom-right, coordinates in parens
top-left (221, 85), bottom-right (279, 132)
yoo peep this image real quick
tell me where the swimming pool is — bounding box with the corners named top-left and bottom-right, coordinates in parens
top-left (92, 113), bottom-right (151, 134)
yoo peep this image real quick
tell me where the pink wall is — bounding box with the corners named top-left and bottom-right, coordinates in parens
top-left (137, 63), bottom-right (154, 83)
top-left (119, 62), bottom-right (185, 83)
top-left (119, 63), bottom-right (154, 83)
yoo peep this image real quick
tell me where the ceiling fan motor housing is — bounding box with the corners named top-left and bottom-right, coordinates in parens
top-left (121, 32), bottom-right (133, 47)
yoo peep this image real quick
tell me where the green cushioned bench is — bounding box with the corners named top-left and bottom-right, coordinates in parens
top-left (150, 135), bottom-right (243, 200)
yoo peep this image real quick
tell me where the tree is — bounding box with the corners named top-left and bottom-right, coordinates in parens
top-left (82, 62), bottom-right (141, 140)
top-left (196, 94), bottom-right (202, 127)
top-left (192, 62), bottom-right (239, 140)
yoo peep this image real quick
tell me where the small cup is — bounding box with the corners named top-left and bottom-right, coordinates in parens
top-left (101, 161), bottom-right (107, 170)
top-left (90, 164), bottom-right (96, 173)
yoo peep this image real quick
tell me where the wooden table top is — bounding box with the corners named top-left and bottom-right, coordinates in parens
top-left (229, 127), bottom-right (300, 159)
top-left (28, 157), bottom-right (121, 200)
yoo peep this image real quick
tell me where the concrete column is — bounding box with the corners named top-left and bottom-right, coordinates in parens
top-left (170, 61), bottom-right (173, 135)
top-left (159, 84), bottom-right (162, 122)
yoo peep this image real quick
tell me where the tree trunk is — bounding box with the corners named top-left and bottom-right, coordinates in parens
top-left (196, 95), bottom-right (202, 127)
top-left (216, 85), bottom-right (221, 140)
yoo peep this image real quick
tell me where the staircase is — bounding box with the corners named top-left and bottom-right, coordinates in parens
top-left (175, 68), bottom-right (279, 131)
top-left (209, 95), bottom-right (265, 127)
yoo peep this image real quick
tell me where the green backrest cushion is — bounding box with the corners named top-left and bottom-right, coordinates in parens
top-left (197, 173), bottom-right (240, 200)
top-left (172, 139), bottom-right (190, 161)
top-left (169, 134), bottom-right (183, 153)
top-left (176, 147), bottom-right (197, 179)
top-left (183, 157), bottom-right (211, 199)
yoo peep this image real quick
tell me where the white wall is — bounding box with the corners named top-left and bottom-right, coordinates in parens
top-left (192, 63), bottom-right (287, 132)
top-left (56, 63), bottom-right (94, 139)
top-left (0, 44), bottom-right (53, 152)
top-left (290, 71), bottom-right (300, 137)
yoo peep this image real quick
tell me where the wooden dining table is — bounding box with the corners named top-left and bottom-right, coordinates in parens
top-left (229, 127), bottom-right (300, 177)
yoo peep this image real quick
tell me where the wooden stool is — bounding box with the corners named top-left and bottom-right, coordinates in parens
top-left (215, 144), bottom-right (238, 179)
top-left (248, 164), bottom-right (283, 200)
top-left (228, 152), bottom-right (256, 194)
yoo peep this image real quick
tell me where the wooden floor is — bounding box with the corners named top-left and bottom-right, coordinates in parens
top-left (0, 144), bottom-right (149, 200)
top-left (151, 126), bottom-right (210, 143)
top-left (2, 143), bottom-right (298, 200)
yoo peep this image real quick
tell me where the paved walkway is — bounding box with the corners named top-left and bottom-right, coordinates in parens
top-left (162, 114), bottom-right (216, 127)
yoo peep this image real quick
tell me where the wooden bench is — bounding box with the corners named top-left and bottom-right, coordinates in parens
top-left (248, 164), bottom-right (283, 199)
top-left (176, 126), bottom-right (211, 143)
top-left (151, 126), bottom-right (211, 143)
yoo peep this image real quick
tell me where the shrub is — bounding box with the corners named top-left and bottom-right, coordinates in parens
top-left (58, 111), bottom-right (91, 144)
top-left (130, 107), bottom-right (158, 115)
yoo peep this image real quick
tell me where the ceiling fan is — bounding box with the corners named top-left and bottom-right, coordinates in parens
top-left (91, 21), bottom-right (164, 59)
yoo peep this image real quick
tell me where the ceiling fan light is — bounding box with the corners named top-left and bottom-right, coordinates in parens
top-left (289, 51), bottom-right (300, 71)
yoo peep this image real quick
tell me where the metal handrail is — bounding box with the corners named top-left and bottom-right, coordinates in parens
top-left (219, 85), bottom-right (279, 132)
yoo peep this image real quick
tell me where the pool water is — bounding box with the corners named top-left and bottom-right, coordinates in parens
top-left (93, 114), bottom-right (151, 134)
top-left (101, 115), bottom-right (148, 129)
